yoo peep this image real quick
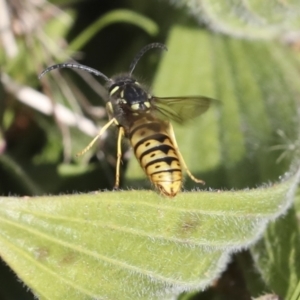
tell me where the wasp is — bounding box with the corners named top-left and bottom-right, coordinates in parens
top-left (39, 43), bottom-right (215, 197)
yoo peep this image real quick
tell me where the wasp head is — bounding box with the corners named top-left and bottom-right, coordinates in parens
top-left (108, 76), bottom-right (151, 113)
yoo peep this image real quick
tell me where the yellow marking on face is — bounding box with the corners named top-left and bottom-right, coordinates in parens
top-left (118, 99), bottom-right (127, 104)
top-left (131, 103), bottom-right (140, 110)
top-left (144, 101), bottom-right (150, 108)
top-left (110, 86), bottom-right (119, 96)
top-left (120, 90), bottom-right (124, 98)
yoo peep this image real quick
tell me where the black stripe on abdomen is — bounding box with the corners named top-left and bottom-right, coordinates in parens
top-left (133, 133), bottom-right (167, 153)
top-left (139, 144), bottom-right (174, 162)
top-left (144, 157), bottom-right (180, 170)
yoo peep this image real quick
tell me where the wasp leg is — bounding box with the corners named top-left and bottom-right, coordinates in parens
top-left (167, 123), bottom-right (205, 185)
top-left (114, 126), bottom-right (125, 189)
top-left (76, 118), bottom-right (116, 157)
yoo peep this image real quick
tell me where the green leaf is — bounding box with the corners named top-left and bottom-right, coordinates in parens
top-left (251, 202), bottom-right (300, 299)
top-left (69, 9), bottom-right (158, 51)
top-left (0, 170), bottom-right (298, 299)
top-left (290, 279), bottom-right (300, 300)
top-left (126, 26), bottom-right (300, 189)
top-left (173, 0), bottom-right (300, 40)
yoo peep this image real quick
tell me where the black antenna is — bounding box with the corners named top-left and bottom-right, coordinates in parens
top-left (38, 63), bottom-right (111, 82)
top-left (128, 43), bottom-right (168, 76)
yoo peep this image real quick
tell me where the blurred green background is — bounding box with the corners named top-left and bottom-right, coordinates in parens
top-left (0, 0), bottom-right (300, 299)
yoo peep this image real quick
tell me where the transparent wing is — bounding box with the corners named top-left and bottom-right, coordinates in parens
top-left (151, 96), bottom-right (216, 124)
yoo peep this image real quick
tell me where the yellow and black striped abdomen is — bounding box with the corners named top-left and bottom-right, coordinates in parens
top-left (129, 118), bottom-right (182, 197)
